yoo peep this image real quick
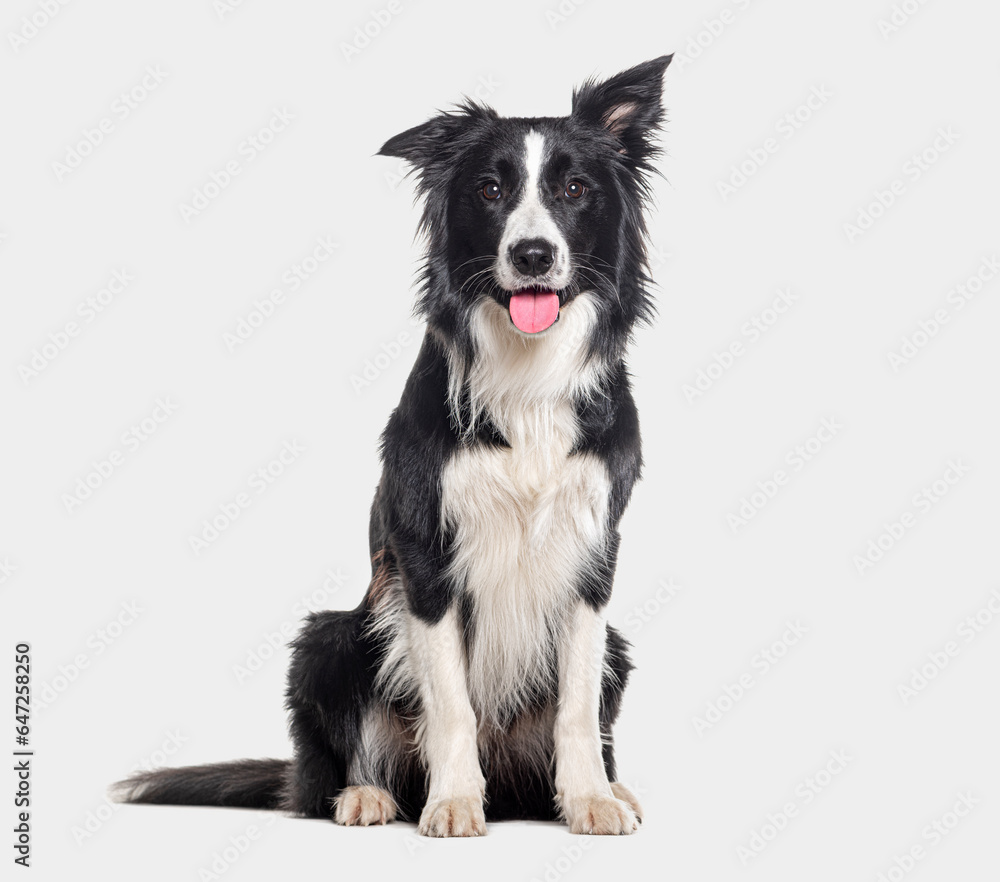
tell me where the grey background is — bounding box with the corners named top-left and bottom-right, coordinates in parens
top-left (2, 0), bottom-right (999, 879)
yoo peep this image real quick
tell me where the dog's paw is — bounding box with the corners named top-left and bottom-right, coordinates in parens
top-left (418, 796), bottom-right (487, 837)
top-left (333, 785), bottom-right (398, 826)
top-left (561, 793), bottom-right (639, 835)
top-left (610, 782), bottom-right (643, 824)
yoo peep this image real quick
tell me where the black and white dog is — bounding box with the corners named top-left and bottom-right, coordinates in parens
top-left (118, 55), bottom-right (672, 837)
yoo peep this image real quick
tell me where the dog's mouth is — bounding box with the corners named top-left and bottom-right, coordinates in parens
top-left (508, 289), bottom-right (560, 334)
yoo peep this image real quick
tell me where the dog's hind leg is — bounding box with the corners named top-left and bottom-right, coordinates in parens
top-left (284, 608), bottom-right (378, 819)
top-left (284, 702), bottom-right (347, 818)
top-left (334, 785), bottom-right (397, 826)
top-left (333, 705), bottom-right (417, 826)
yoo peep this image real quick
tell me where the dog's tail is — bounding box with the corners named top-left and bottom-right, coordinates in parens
top-left (112, 758), bottom-right (290, 810)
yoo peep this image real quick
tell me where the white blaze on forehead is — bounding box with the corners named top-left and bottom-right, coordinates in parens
top-left (523, 129), bottom-right (546, 194)
top-left (496, 130), bottom-right (570, 289)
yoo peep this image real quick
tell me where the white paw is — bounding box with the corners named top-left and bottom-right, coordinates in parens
top-left (333, 785), bottom-right (397, 826)
top-left (561, 793), bottom-right (639, 835)
top-left (418, 796), bottom-right (487, 837)
top-left (610, 782), bottom-right (644, 824)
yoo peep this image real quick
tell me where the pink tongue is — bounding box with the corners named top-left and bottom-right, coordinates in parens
top-left (509, 291), bottom-right (559, 333)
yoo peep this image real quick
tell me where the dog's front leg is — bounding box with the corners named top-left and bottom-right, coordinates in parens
top-left (555, 601), bottom-right (639, 835)
top-left (410, 605), bottom-right (486, 837)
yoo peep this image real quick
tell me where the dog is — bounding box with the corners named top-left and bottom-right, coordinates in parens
top-left (115, 54), bottom-right (672, 837)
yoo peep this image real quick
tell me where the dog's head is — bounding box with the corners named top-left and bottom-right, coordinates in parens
top-left (379, 56), bottom-right (671, 353)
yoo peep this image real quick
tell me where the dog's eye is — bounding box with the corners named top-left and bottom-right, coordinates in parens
top-left (481, 181), bottom-right (502, 200)
top-left (565, 180), bottom-right (586, 199)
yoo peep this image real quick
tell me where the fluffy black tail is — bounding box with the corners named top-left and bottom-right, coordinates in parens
top-left (112, 758), bottom-right (290, 810)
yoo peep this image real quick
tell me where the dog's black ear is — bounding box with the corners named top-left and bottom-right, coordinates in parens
top-left (571, 55), bottom-right (672, 158)
top-left (378, 103), bottom-right (495, 169)
top-left (378, 115), bottom-right (457, 167)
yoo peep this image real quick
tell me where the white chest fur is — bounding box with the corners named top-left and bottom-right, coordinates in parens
top-left (440, 294), bottom-right (610, 727)
top-left (441, 434), bottom-right (610, 727)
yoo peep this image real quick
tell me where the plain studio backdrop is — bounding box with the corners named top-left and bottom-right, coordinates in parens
top-left (2, 0), bottom-right (999, 879)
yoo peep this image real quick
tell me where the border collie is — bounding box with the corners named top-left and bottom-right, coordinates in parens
top-left (116, 54), bottom-right (672, 837)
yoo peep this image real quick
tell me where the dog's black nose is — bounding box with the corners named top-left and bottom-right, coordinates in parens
top-left (510, 239), bottom-right (555, 278)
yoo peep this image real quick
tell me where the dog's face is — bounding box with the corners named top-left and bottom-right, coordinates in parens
top-left (379, 56), bottom-right (671, 344)
top-left (447, 118), bottom-right (619, 335)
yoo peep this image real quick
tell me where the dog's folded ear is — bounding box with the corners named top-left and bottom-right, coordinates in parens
top-left (571, 55), bottom-right (673, 158)
top-left (378, 103), bottom-right (496, 171)
top-left (378, 115), bottom-right (459, 167)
